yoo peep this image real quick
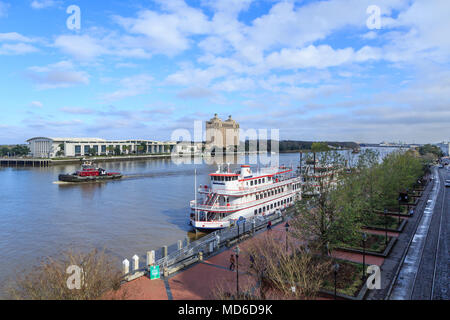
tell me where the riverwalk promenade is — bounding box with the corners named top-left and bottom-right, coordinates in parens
top-left (109, 223), bottom-right (287, 300)
top-left (108, 221), bottom-right (393, 300)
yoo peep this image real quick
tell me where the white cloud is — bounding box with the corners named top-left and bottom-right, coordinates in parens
top-left (176, 87), bottom-right (215, 99)
top-left (0, 32), bottom-right (39, 55)
top-left (31, 0), bottom-right (60, 9)
top-left (101, 74), bottom-right (153, 102)
top-left (381, 0), bottom-right (450, 63)
top-left (0, 43), bottom-right (38, 55)
top-left (113, 2), bottom-right (210, 56)
top-left (0, 32), bottom-right (33, 42)
top-left (60, 107), bottom-right (94, 115)
top-left (27, 60), bottom-right (90, 89)
top-left (166, 65), bottom-right (228, 86)
top-left (30, 101), bottom-right (43, 108)
top-left (54, 35), bottom-right (107, 61)
top-left (0, 1), bottom-right (9, 18)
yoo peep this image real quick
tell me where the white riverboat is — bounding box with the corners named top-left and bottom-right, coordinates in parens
top-left (190, 165), bottom-right (302, 231)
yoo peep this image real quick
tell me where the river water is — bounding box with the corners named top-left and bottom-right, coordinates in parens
top-left (0, 148), bottom-right (398, 296)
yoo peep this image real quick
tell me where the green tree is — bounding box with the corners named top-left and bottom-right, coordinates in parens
top-left (88, 148), bottom-right (97, 156)
top-left (419, 144), bottom-right (443, 158)
top-left (292, 150), bottom-right (361, 255)
top-left (1, 146), bottom-right (10, 156)
top-left (377, 151), bottom-right (424, 210)
top-left (107, 146), bottom-right (114, 156)
top-left (10, 145), bottom-right (30, 156)
top-left (138, 142), bottom-right (147, 154)
top-left (311, 142), bottom-right (330, 152)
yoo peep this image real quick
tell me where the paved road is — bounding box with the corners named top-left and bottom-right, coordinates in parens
top-left (389, 166), bottom-right (449, 300)
top-left (427, 167), bottom-right (449, 300)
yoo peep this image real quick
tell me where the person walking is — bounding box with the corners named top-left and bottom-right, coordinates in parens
top-left (229, 254), bottom-right (235, 271)
top-left (249, 254), bottom-right (255, 270)
top-left (267, 220), bottom-right (272, 231)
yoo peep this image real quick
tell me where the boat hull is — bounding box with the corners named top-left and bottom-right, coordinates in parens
top-left (58, 174), bottom-right (122, 182)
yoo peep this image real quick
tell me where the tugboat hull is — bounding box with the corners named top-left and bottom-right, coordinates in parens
top-left (58, 174), bottom-right (122, 182)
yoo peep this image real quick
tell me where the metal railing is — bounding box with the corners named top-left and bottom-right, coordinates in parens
top-left (153, 210), bottom-right (286, 270)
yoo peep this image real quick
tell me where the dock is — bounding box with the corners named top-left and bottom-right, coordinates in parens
top-left (0, 158), bottom-right (51, 167)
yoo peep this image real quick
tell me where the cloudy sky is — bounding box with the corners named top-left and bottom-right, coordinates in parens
top-left (0, 0), bottom-right (449, 144)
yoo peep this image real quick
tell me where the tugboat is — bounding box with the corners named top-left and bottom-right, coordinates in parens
top-left (58, 161), bottom-right (122, 182)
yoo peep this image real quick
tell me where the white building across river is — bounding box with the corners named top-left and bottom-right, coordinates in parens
top-left (27, 137), bottom-right (176, 158)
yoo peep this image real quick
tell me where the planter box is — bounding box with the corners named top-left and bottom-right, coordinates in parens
top-left (374, 209), bottom-right (413, 218)
top-left (336, 237), bottom-right (397, 258)
top-left (363, 218), bottom-right (407, 233)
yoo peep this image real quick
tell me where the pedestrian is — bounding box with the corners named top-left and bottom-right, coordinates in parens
top-left (249, 254), bottom-right (255, 270)
top-left (267, 220), bottom-right (272, 231)
top-left (229, 254), bottom-right (235, 271)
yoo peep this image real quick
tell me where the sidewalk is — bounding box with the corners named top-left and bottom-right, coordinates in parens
top-left (111, 223), bottom-right (287, 300)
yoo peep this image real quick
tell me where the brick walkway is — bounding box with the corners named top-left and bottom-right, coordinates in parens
top-left (111, 224), bottom-right (292, 300)
top-left (109, 219), bottom-right (396, 300)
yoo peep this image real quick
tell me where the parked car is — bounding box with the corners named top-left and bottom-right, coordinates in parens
top-left (445, 180), bottom-right (450, 187)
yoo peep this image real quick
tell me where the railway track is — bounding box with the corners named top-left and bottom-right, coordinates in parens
top-left (430, 169), bottom-right (447, 300)
top-left (410, 170), bottom-right (445, 299)
top-left (386, 167), bottom-right (446, 300)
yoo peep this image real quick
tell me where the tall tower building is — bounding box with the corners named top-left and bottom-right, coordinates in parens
top-left (205, 114), bottom-right (240, 151)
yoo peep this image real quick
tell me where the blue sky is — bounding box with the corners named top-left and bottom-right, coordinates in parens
top-left (0, 0), bottom-right (449, 144)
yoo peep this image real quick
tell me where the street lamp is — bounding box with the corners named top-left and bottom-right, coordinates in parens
top-left (384, 208), bottom-right (388, 246)
top-left (285, 222), bottom-right (290, 253)
top-left (397, 195), bottom-right (402, 227)
top-left (333, 263), bottom-right (339, 300)
top-left (362, 233), bottom-right (367, 280)
top-left (234, 246), bottom-right (240, 298)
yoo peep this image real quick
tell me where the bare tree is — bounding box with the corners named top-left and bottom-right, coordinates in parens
top-left (6, 248), bottom-right (127, 300)
top-left (216, 234), bottom-right (331, 300)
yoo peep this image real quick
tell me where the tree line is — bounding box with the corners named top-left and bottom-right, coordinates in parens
top-left (243, 140), bottom-right (359, 152)
top-left (0, 145), bottom-right (31, 157)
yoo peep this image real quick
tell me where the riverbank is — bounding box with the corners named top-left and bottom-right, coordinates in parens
top-left (1, 151), bottom-right (277, 166)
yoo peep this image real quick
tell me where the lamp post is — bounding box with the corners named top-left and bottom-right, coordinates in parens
top-left (362, 233), bottom-right (367, 280)
top-left (285, 222), bottom-right (290, 253)
top-left (384, 208), bottom-right (388, 246)
top-left (397, 195), bottom-right (401, 227)
top-left (234, 246), bottom-right (240, 298)
top-left (237, 222), bottom-right (240, 243)
top-left (333, 263), bottom-right (339, 300)
top-left (406, 188), bottom-right (410, 214)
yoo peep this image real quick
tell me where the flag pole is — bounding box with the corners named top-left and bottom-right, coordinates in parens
top-left (195, 168), bottom-right (198, 222)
